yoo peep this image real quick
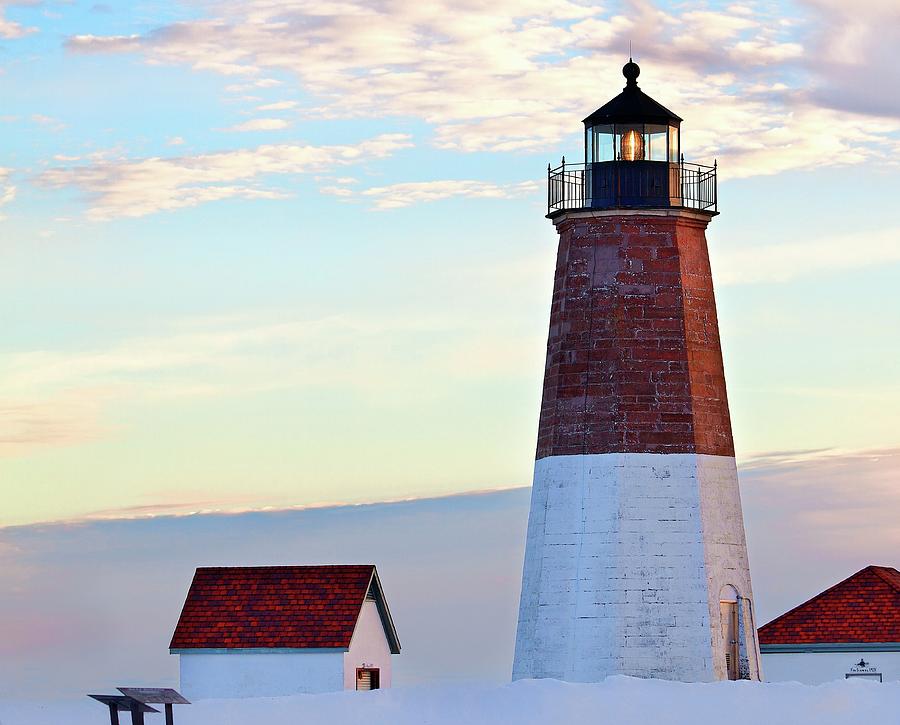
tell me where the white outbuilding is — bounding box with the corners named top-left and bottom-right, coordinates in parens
top-left (759, 565), bottom-right (900, 684)
top-left (169, 564), bottom-right (400, 699)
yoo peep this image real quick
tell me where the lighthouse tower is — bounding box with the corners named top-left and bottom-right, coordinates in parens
top-left (513, 61), bottom-right (762, 683)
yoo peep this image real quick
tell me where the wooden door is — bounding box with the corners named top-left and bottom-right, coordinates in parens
top-left (720, 601), bottom-right (739, 680)
top-left (356, 668), bottom-right (380, 691)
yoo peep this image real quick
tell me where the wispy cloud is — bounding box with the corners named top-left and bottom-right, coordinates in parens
top-left (0, 2), bottom-right (37, 39)
top-left (37, 134), bottom-right (412, 219)
top-left (257, 100), bottom-right (298, 111)
top-left (330, 179), bottom-right (540, 210)
top-left (225, 117), bottom-right (291, 132)
top-left (713, 227), bottom-right (900, 285)
top-left (60, 0), bottom-right (900, 174)
top-left (803, 0), bottom-right (900, 119)
top-left (30, 113), bottom-right (65, 131)
top-left (0, 305), bottom-right (541, 457)
top-left (67, 32), bottom-right (140, 52)
top-left (0, 167), bottom-right (16, 220)
top-left (0, 394), bottom-right (108, 456)
top-left (0, 315), bottom-right (361, 456)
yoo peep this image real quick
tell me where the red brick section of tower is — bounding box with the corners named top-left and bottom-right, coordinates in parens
top-left (535, 212), bottom-right (733, 460)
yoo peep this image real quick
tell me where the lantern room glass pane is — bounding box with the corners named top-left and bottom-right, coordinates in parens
top-left (668, 125), bottom-right (679, 162)
top-left (588, 124), bottom-right (614, 162)
top-left (617, 125), bottom-right (644, 161)
top-left (646, 124), bottom-right (667, 161)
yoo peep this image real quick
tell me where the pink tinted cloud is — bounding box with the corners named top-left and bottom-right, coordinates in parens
top-left (59, 0), bottom-right (900, 173)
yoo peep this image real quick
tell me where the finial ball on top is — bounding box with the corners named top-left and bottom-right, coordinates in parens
top-left (623, 59), bottom-right (640, 85)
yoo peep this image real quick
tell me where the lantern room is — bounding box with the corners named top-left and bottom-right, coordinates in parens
top-left (547, 60), bottom-right (716, 216)
top-left (583, 60), bottom-right (680, 165)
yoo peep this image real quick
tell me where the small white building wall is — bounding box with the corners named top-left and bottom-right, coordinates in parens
top-left (763, 651), bottom-right (900, 684)
top-left (179, 650), bottom-right (344, 699)
top-left (343, 600), bottom-right (393, 689)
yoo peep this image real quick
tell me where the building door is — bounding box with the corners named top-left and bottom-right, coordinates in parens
top-left (356, 668), bottom-right (380, 691)
top-left (720, 600), bottom-right (739, 680)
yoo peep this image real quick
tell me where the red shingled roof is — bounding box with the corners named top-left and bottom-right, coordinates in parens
top-left (170, 565), bottom-right (399, 651)
top-left (758, 566), bottom-right (900, 645)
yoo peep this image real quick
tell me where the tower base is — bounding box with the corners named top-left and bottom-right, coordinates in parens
top-left (512, 452), bottom-right (762, 682)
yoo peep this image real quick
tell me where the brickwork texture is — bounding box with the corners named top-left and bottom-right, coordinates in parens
top-left (536, 213), bottom-right (734, 460)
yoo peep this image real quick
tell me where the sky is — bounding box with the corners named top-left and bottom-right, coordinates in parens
top-left (1, 0), bottom-right (899, 701)
top-left (4, 446), bottom-right (900, 699)
top-left (1, 0), bottom-right (900, 526)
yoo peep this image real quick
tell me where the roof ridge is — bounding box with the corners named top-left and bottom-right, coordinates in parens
top-left (869, 565), bottom-right (900, 590)
top-left (759, 566), bottom-right (887, 633)
top-left (196, 564), bottom-right (375, 571)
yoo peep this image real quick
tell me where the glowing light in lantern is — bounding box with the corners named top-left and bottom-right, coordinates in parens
top-left (621, 129), bottom-right (644, 161)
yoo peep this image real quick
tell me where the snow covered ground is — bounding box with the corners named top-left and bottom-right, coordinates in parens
top-left (2, 677), bottom-right (899, 725)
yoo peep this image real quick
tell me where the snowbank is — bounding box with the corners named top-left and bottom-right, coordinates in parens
top-left (3, 676), bottom-right (899, 725)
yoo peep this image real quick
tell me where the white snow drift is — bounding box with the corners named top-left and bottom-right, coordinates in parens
top-left (3, 677), bottom-right (900, 725)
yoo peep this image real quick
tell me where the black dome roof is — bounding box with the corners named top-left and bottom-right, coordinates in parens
top-left (583, 61), bottom-right (682, 127)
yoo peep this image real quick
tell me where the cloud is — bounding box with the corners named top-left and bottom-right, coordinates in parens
top-left (0, 316), bottom-right (355, 457)
top-left (0, 2), bottom-right (37, 39)
top-left (713, 226), bottom-right (900, 285)
top-left (0, 167), bottom-right (16, 219)
top-left (802, 0), bottom-right (900, 119)
top-left (319, 184), bottom-right (353, 197)
top-left (67, 32), bottom-right (140, 52)
top-left (0, 394), bottom-right (108, 456)
top-left (0, 308), bottom-right (529, 396)
top-left (257, 100), bottom-right (298, 111)
top-left (225, 117), bottom-right (291, 132)
top-left (37, 134), bottom-right (412, 219)
top-left (352, 179), bottom-right (540, 210)
top-left (0, 300), bottom-right (542, 458)
top-left (27, 114), bottom-right (67, 133)
top-left (57, 0), bottom-right (900, 177)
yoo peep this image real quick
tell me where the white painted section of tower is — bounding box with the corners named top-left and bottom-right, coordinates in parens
top-left (513, 452), bottom-right (761, 682)
top-left (343, 600), bottom-right (394, 689)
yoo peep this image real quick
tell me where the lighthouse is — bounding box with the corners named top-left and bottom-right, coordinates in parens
top-left (512, 61), bottom-right (762, 683)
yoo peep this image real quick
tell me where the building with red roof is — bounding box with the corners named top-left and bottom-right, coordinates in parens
top-left (169, 565), bottom-right (400, 699)
top-left (758, 565), bottom-right (900, 683)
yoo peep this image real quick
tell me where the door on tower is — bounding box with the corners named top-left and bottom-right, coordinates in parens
top-left (720, 599), bottom-right (739, 680)
top-left (356, 668), bottom-right (380, 691)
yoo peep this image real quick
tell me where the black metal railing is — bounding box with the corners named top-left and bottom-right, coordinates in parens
top-left (547, 157), bottom-right (717, 215)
